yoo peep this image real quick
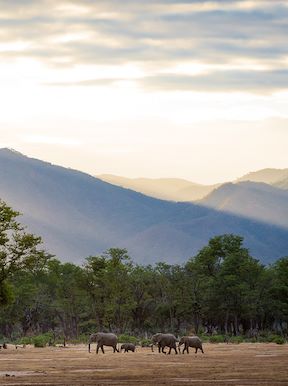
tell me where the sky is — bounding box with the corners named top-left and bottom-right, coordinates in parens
top-left (0, 0), bottom-right (287, 184)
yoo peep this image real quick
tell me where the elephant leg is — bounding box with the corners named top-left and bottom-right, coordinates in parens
top-left (168, 347), bottom-right (172, 355)
top-left (101, 345), bottom-right (105, 354)
top-left (114, 345), bottom-right (119, 353)
top-left (182, 347), bottom-right (185, 354)
top-left (201, 348), bottom-right (204, 354)
top-left (174, 347), bottom-right (178, 354)
top-left (161, 346), bottom-right (166, 354)
top-left (96, 344), bottom-right (100, 354)
top-left (195, 348), bottom-right (198, 354)
top-left (158, 344), bottom-right (161, 353)
top-left (187, 346), bottom-right (189, 354)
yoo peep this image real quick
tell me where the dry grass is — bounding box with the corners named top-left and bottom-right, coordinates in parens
top-left (0, 343), bottom-right (287, 385)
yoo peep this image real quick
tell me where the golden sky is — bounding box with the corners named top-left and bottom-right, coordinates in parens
top-left (0, 0), bottom-right (287, 183)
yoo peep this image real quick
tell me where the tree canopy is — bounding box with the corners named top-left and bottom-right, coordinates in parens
top-left (0, 200), bottom-right (287, 341)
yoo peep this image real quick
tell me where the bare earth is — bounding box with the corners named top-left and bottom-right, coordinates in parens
top-left (0, 343), bottom-right (287, 386)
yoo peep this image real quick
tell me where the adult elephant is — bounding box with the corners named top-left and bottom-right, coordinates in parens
top-left (179, 336), bottom-right (204, 354)
top-left (152, 333), bottom-right (178, 354)
top-left (88, 332), bottom-right (119, 354)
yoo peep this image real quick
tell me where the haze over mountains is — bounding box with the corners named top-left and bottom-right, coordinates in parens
top-left (201, 182), bottom-right (288, 229)
top-left (99, 168), bottom-right (288, 202)
top-left (0, 148), bottom-right (288, 265)
top-left (98, 175), bottom-right (219, 201)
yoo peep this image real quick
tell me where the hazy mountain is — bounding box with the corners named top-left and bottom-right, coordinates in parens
top-left (201, 181), bottom-right (288, 229)
top-left (274, 177), bottom-right (288, 190)
top-left (0, 148), bottom-right (287, 265)
top-left (237, 168), bottom-right (288, 185)
top-left (98, 174), bottom-right (219, 201)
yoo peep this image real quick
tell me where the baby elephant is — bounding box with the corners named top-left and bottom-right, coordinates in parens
top-left (179, 336), bottom-right (204, 354)
top-left (121, 343), bottom-right (136, 353)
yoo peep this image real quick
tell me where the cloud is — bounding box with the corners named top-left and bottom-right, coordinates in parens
top-left (0, 0), bottom-right (287, 93)
top-left (140, 69), bottom-right (288, 93)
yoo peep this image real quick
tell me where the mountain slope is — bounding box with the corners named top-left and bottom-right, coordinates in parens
top-left (0, 148), bottom-right (287, 265)
top-left (237, 168), bottom-right (288, 184)
top-left (98, 174), bottom-right (219, 201)
top-left (200, 181), bottom-right (288, 229)
top-left (274, 177), bottom-right (288, 190)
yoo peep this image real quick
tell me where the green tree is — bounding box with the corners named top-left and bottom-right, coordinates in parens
top-left (83, 248), bottom-right (134, 332)
top-left (270, 257), bottom-right (288, 333)
top-left (0, 200), bottom-right (50, 306)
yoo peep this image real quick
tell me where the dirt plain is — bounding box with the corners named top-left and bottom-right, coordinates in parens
top-left (0, 343), bottom-right (287, 386)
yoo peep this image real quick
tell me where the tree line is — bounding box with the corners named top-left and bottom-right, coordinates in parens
top-left (0, 199), bottom-right (287, 342)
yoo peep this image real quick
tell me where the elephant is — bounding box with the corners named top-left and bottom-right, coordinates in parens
top-left (88, 332), bottom-right (119, 354)
top-left (121, 343), bottom-right (136, 352)
top-left (152, 333), bottom-right (178, 354)
top-left (179, 336), bottom-right (204, 354)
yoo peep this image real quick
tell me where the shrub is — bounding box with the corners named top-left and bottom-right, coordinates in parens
top-left (229, 336), bottom-right (244, 344)
top-left (209, 335), bottom-right (226, 343)
top-left (33, 333), bottom-right (53, 348)
top-left (269, 335), bottom-right (285, 345)
top-left (199, 335), bottom-right (210, 343)
top-left (140, 338), bottom-right (152, 347)
top-left (19, 336), bottom-right (33, 345)
top-left (118, 334), bottom-right (139, 345)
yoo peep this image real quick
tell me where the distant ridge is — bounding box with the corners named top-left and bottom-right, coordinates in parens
top-left (237, 168), bottom-right (288, 185)
top-left (0, 148), bottom-right (288, 265)
top-left (201, 181), bottom-right (288, 229)
top-left (98, 174), bottom-right (219, 201)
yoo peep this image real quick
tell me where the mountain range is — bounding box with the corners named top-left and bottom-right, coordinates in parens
top-left (98, 175), bottom-right (219, 201)
top-left (98, 168), bottom-right (288, 202)
top-left (0, 148), bottom-right (287, 265)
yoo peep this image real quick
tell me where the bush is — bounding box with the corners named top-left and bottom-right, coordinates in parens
top-left (19, 336), bottom-right (33, 345)
top-left (140, 338), bottom-right (152, 347)
top-left (268, 335), bottom-right (285, 345)
top-left (118, 334), bottom-right (139, 345)
top-left (209, 335), bottom-right (226, 343)
top-left (199, 335), bottom-right (210, 343)
top-left (33, 333), bottom-right (53, 348)
top-left (229, 336), bottom-right (244, 344)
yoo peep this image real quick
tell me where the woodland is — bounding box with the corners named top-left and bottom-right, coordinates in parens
top-left (0, 199), bottom-right (287, 345)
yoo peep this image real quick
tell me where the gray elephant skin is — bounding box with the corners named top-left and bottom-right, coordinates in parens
top-left (88, 332), bottom-right (119, 354)
top-left (152, 333), bottom-right (178, 354)
top-left (121, 343), bottom-right (136, 352)
top-left (179, 336), bottom-right (204, 354)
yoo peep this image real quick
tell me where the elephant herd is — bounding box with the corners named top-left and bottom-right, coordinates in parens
top-left (88, 332), bottom-right (204, 355)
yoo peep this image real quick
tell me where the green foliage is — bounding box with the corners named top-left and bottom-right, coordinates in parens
top-left (0, 281), bottom-right (14, 306)
top-left (33, 333), bottom-right (53, 347)
top-left (266, 334), bottom-right (286, 344)
top-left (140, 338), bottom-right (152, 347)
top-left (19, 336), bottom-right (33, 345)
top-left (209, 335), bottom-right (226, 343)
top-left (272, 336), bottom-right (285, 345)
top-left (118, 334), bottom-right (139, 345)
top-left (0, 199), bottom-right (50, 307)
top-left (0, 224), bottom-right (286, 342)
top-left (229, 336), bottom-right (244, 344)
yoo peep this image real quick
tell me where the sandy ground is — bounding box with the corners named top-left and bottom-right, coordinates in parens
top-left (0, 343), bottom-right (287, 385)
